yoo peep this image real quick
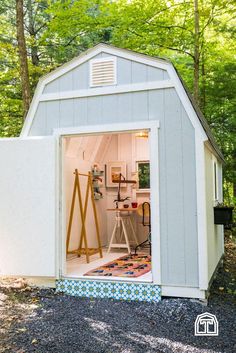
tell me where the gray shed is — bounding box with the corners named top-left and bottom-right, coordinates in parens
top-left (0, 44), bottom-right (224, 302)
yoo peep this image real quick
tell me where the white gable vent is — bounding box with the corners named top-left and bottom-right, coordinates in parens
top-left (90, 57), bottom-right (117, 87)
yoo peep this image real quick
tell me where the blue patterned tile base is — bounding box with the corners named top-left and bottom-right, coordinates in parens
top-left (56, 279), bottom-right (161, 303)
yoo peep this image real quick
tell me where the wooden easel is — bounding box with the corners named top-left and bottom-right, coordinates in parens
top-left (66, 169), bottom-right (103, 263)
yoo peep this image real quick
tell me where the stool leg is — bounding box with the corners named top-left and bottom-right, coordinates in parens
top-left (108, 221), bottom-right (118, 253)
top-left (118, 224), bottom-right (124, 243)
top-left (128, 217), bottom-right (138, 245)
top-left (121, 218), bottom-right (131, 253)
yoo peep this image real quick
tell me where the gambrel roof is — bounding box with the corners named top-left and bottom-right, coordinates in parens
top-left (21, 43), bottom-right (223, 161)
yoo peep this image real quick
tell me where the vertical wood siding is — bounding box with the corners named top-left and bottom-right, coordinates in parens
top-left (43, 53), bottom-right (169, 93)
top-left (205, 146), bottom-right (224, 280)
top-left (29, 54), bottom-right (198, 287)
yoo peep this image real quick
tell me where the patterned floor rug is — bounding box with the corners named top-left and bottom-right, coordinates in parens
top-left (84, 253), bottom-right (151, 278)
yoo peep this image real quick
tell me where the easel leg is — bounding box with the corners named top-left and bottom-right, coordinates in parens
top-left (67, 169), bottom-right (103, 264)
top-left (89, 173), bottom-right (103, 258)
top-left (77, 174), bottom-right (90, 262)
top-left (66, 172), bottom-right (77, 254)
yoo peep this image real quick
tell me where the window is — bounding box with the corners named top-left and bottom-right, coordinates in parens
top-left (137, 161), bottom-right (150, 190)
top-left (213, 159), bottom-right (218, 201)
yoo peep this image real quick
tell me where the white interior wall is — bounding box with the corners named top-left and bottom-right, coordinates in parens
top-left (65, 132), bottom-right (150, 252)
top-left (65, 136), bottom-right (107, 251)
top-left (102, 133), bottom-right (150, 244)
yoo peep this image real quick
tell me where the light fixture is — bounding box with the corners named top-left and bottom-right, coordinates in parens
top-left (135, 131), bottom-right (148, 138)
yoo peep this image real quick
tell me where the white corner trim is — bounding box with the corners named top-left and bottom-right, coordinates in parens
top-left (195, 134), bottom-right (208, 290)
top-left (39, 80), bottom-right (174, 102)
top-left (161, 285), bottom-right (206, 299)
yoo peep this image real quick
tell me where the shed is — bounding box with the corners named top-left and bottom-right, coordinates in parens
top-left (0, 44), bottom-right (224, 302)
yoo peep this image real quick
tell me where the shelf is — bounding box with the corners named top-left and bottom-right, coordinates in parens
top-left (135, 189), bottom-right (150, 194)
top-left (92, 171), bottom-right (104, 176)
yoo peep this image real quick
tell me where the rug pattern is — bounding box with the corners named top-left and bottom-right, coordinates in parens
top-left (56, 279), bottom-right (161, 302)
top-left (84, 254), bottom-right (151, 278)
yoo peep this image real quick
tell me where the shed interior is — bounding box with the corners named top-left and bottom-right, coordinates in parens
top-left (63, 130), bottom-right (152, 282)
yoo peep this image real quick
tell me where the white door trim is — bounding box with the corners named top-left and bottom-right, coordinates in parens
top-left (149, 126), bottom-right (161, 284)
top-left (55, 120), bottom-right (161, 285)
top-left (53, 120), bottom-right (160, 137)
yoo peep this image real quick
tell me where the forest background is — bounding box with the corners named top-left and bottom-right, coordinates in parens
top-left (0, 0), bottom-right (235, 203)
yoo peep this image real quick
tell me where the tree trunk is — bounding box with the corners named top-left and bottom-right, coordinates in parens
top-left (201, 47), bottom-right (206, 112)
top-left (194, 0), bottom-right (200, 105)
top-left (27, 0), bottom-right (40, 66)
top-left (16, 0), bottom-right (31, 118)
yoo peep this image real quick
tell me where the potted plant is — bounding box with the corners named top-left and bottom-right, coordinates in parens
top-left (214, 202), bottom-right (234, 225)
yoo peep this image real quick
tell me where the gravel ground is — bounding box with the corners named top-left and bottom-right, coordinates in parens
top-left (0, 233), bottom-right (235, 353)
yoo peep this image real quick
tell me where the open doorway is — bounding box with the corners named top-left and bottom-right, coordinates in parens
top-left (61, 130), bottom-right (153, 282)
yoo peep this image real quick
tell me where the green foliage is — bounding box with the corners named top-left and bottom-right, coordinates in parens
top-left (0, 117), bottom-right (23, 137)
top-left (138, 162), bottom-right (150, 189)
top-left (0, 0), bottom-right (235, 203)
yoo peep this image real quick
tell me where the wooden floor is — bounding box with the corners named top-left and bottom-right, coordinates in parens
top-left (66, 248), bottom-right (152, 282)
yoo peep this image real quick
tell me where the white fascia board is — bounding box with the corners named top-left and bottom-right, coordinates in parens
top-left (204, 141), bottom-right (224, 164)
top-left (21, 47), bottom-right (103, 137)
top-left (21, 44), bottom-right (171, 137)
top-left (21, 43), bottom-right (207, 140)
top-left (96, 44), bottom-right (170, 70)
top-left (39, 80), bottom-right (174, 102)
top-left (40, 44), bottom-right (170, 86)
top-left (20, 80), bottom-right (45, 137)
top-left (41, 46), bottom-right (104, 85)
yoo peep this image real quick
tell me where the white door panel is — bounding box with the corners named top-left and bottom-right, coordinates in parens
top-left (0, 137), bottom-right (56, 277)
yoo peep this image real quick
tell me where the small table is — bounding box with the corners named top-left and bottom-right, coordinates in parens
top-left (107, 208), bottom-right (139, 253)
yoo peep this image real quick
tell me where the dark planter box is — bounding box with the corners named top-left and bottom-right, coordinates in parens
top-left (214, 207), bottom-right (234, 225)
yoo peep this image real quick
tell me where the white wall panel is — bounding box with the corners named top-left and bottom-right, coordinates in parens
top-left (0, 137), bottom-right (56, 277)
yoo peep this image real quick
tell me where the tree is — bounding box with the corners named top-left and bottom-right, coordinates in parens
top-left (194, 0), bottom-right (200, 105)
top-left (0, 0), bottom-right (235, 202)
top-left (16, 0), bottom-right (31, 118)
